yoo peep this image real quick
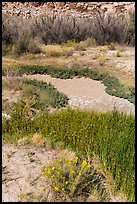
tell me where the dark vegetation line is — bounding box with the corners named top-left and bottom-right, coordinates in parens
top-left (2, 9), bottom-right (135, 56)
top-left (2, 65), bottom-right (135, 104)
top-left (22, 78), bottom-right (69, 108)
top-left (2, 108), bottom-right (135, 201)
top-left (2, 78), bottom-right (69, 114)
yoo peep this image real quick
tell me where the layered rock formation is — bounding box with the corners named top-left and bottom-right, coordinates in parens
top-left (2, 2), bottom-right (135, 18)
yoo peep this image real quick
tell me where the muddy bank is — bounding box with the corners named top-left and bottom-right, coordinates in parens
top-left (23, 74), bottom-right (135, 115)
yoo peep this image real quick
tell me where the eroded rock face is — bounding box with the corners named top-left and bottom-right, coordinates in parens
top-left (2, 2), bottom-right (135, 18)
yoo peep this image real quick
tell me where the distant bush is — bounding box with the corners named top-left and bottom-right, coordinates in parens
top-left (2, 13), bottom-right (41, 56)
top-left (13, 33), bottom-right (31, 55)
top-left (125, 9), bottom-right (135, 46)
top-left (2, 13), bottom-right (18, 45)
top-left (89, 11), bottom-right (127, 45)
top-left (2, 9), bottom-right (135, 50)
top-left (32, 12), bottom-right (91, 44)
top-left (13, 34), bottom-right (41, 56)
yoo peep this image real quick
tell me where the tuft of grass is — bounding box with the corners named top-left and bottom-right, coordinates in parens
top-left (116, 50), bottom-right (122, 57)
top-left (107, 43), bottom-right (116, 50)
top-left (66, 39), bottom-right (77, 47)
top-left (55, 141), bottom-right (65, 151)
top-left (2, 77), bottom-right (22, 91)
top-left (83, 37), bottom-right (97, 47)
top-left (31, 133), bottom-right (45, 147)
top-left (17, 137), bottom-right (30, 146)
top-left (100, 46), bottom-right (108, 52)
top-left (61, 47), bottom-right (74, 57)
top-left (73, 42), bottom-right (87, 51)
top-left (98, 56), bottom-right (105, 66)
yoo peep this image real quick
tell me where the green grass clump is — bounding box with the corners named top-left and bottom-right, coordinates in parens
top-left (2, 65), bottom-right (135, 104)
top-left (4, 79), bottom-right (68, 121)
top-left (2, 108), bottom-right (135, 201)
top-left (22, 79), bottom-right (69, 108)
top-left (2, 78), bottom-right (69, 124)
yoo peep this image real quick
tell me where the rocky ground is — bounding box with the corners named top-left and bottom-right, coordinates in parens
top-left (2, 143), bottom-right (64, 202)
top-left (2, 144), bottom-right (127, 202)
top-left (2, 2), bottom-right (135, 18)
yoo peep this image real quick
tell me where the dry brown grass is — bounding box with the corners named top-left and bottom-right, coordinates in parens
top-left (40, 44), bottom-right (74, 57)
top-left (55, 141), bottom-right (65, 151)
top-left (2, 77), bottom-right (22, 91)
top-left (31, 133), bottom-right (45, 147)
top-left (2, 43), bottom-right (134, 87)
top-left (59, 149), bottom-right (76, 161)
top-left (17, 137), bottom-right (30, 146)
top-left (98, 56), bottom-right (106, 66)
top-left (99, 46), bottom-right (108, 52)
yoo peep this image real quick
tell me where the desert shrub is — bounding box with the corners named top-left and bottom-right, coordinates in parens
top-left (33, 11), bottom-right (134, 46)
top-left (2, 13), bottom-right (31, 44)
top-left (13, 34), bottom-right (41, 56)
top-left (2, 13), bottom-right (40, 55)
top-left (41, 155), bottom-right (108, 201)
top-left (2, 13), bottom-right (18, 45)
top-left (124, 9), bottom-right (135, 46)
top-left (89, 11), bottom-right (127, 45)
top-left (2, 9), bottom-right (135, 47)
top-left (13, 33), bottom-right (31, 55)
top-left (32, 12), bottom-right (92, 44)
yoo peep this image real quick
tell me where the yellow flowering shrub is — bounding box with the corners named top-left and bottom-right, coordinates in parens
top-left (41, 155), bottom-right (99, 197)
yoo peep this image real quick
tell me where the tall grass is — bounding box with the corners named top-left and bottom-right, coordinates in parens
top-left (2, 108), bottom-right (135, 201)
